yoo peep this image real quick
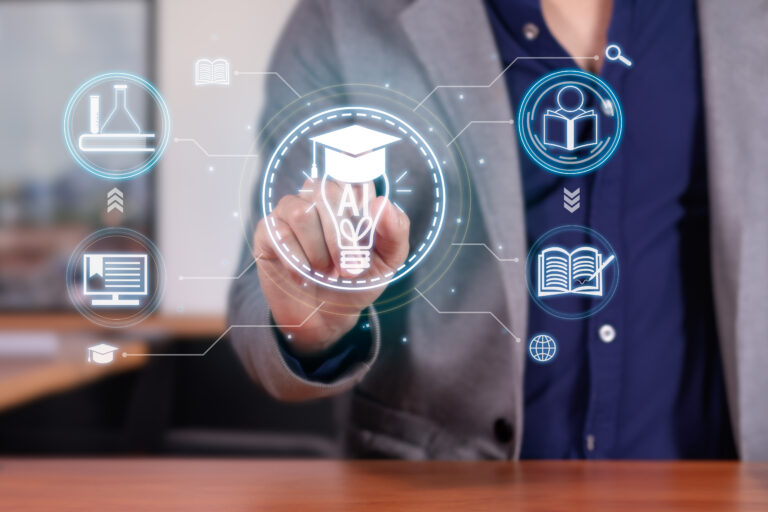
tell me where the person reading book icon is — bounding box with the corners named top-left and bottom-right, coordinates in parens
top-left (542, 85), bottom-right (598, 151)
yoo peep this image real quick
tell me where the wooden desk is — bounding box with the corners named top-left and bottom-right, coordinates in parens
top-left (0, 460), bottom-right (766, 511)
top-left (0, 338), bottom-right (148, 412)
top-left (0, 313), bottom-right (226, 413)
top-left (0, 313), bottom-right (226, 337)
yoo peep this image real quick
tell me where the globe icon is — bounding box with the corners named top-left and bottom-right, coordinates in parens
top-left (528, 334), bottom-right (557, 363)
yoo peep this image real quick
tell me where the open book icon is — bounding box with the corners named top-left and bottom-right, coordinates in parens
top-left (542, 85), bottom-right (598, 151)
top-left (543, 109), bottom-right (597, 151)
top-left (195, 58), bottom-right (230, 86)
top-left (537, 246), bottom-right (610, 297)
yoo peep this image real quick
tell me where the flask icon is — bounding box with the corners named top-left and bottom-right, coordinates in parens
top-left (78, 84), bottom-right (155, 153)
top-left (101, 84), bottom-right (142, 134)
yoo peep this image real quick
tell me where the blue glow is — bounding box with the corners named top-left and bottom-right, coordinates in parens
top-left (525, 225), bottom-right (620, 320)
top-left (63, 72), bottom-right (171, 180)
top-left (516, 68), bottom-right (623, 176)
top-left (260, 106), bottom-right (447, 292)
top-left (528, 333), bottom-right (558, 364)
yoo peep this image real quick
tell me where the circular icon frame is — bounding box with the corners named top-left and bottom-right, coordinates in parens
top-left (526, 225), bottom-right (619, 320)
top-left (63, 72), bottom-right (171, 180)
top-left (66, 227), bottom-right (166, 328)
top-left (260, 106), bottom-right (447, 292)
top-left (528, 333), bottom-right (558, 364)
top-left (517, 68), bottom-right (623, 176)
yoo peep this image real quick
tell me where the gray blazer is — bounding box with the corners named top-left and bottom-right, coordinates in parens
top-left (229, 0), bottom-right (768, 460)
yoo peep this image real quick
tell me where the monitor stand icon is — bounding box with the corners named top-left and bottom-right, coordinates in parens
top-left (83, 253), bottom-right (149, 307)
top-left (78, 84), bottom-right (155, 153)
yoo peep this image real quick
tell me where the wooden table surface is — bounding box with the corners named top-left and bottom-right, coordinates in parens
top-left (1, 459), bottom-right (766, 511)
top-left (0, 313), bottom-right (226, 413)
top-left (0, 313), bottom-right (226, 336)
top-left (0, 338), bottom-right (148, 413)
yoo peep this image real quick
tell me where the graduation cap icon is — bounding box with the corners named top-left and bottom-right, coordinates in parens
top-left (309, 124), bottom-right (401, 181)
top-left (87, 343), bottom-right (119, 364)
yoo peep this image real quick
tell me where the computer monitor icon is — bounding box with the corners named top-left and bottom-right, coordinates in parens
top-left (83, 253), bottom-right (149, 307)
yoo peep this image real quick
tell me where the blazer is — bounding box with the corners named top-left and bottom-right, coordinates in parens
top-left (229, 0), bottom-right (768, 460)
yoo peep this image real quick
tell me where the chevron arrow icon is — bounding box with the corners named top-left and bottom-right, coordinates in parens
top-left (107, 187), bottom-right (124, 213)
top-left (563, 187), bottom-right (580, 213)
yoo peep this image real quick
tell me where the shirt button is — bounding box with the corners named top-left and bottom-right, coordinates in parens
top-left (599, 324), bottom-right (616, 343)
top-left (494, 418), bottom-right (514, 443)
top-left (522, 22), bottom-right (539, 41)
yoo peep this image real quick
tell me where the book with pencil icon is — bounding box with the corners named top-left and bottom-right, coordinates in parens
top-left (537, 246), bottom-right (615, 297)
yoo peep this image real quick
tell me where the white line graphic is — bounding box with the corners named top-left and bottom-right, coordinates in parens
top-left (413, 55), bottom-right (599, 111)
top-left (451, 243), bottom-right (519, 262)
top-left (447, 120), bottom-right (513, 146)
top-left (179, 254), bottom-right (262, 281)
top-left (123, 301), bottom-right (325, 358)
top-left (174, 137), bottom-right (258, 158)
top-left (233, 70), bottom-right (301, 98)
top-left (415, 288), bottom-right (521, 342)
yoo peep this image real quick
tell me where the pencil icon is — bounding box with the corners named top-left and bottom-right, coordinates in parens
top-left (581, 254), bottom-right (615, 284)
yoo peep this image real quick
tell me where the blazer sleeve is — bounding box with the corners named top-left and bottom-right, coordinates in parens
top-left (227, 0), bottom-right (381, 402)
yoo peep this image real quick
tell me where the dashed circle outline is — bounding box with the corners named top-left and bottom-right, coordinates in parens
top-left (261, 106), bottom-right (446, 291)
top-left (516, 68), bottom-right (623, 176)
top-left (63, 72), bottom-right (171, 180)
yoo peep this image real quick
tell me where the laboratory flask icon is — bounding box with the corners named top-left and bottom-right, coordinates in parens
top-left (63, 72), bottom-right (171, 180)
top-left (78, 84), bottom-right (156, 153)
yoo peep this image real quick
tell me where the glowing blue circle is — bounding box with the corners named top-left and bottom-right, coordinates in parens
top-left (261, 106), bottom-right (446, 291)
top-left (526, 225), bottom-right (620, 320)
top-left (528, 333), bottom-right (557, 364)
top-left (63, 72), bottom-right (171, 180)
top-left (517, 69), bottom-right (623, 176)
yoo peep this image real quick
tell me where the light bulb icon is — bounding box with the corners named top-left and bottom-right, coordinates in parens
top-left (310, 125), bottom-right (401, 275)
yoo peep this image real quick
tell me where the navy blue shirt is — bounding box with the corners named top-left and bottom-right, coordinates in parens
top-left (485, 0), bottom-right (734, 458)
top-left (281, 0), bottom-right (735, 460)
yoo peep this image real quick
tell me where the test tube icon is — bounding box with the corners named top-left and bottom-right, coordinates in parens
top-left (78, 86), bottom-right (155, 153)
top-left (89, 95), bottom-right (100, 134)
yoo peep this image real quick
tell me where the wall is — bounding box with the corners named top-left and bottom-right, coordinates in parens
top-left (157, 0), bottom-right (297, 315)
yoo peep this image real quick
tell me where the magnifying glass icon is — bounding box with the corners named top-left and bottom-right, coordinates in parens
top-left (605, 44), bottom-right (632, 68)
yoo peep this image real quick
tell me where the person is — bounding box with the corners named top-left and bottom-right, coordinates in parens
top-left (229, 0), bottom-right (768, 460)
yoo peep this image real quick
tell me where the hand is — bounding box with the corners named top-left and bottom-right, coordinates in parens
top-left (253, 179), bottom-right (410, 355)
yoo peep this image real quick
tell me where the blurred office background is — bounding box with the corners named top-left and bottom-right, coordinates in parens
top-left (0, 0), bottom-right (346, 457)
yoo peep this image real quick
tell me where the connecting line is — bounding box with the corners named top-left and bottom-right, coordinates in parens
top-left (179, 254), bottom-right (262, 281)
top-left (233, 70), bottom-right (302, 98)
top-left (451, 243), bottom-right (519, 263)
top-left (446, 120), bottom-right (513, 146)
top-left (415, 288), bottom-right (521, 343)
top-left (174, 137), bottom-right (258, 158)
top-left (122, 301), bottom-right (326, 358)
top-left (413, 55), bottom-right (599, 111)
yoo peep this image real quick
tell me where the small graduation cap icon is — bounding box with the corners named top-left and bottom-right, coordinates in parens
top-left (309, 124), bottom-right (401, 180)
top-left (87, 343), bottom-right (119, 365)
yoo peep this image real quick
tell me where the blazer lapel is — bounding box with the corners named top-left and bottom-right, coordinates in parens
top-left (399, 0), bottom-right (529, 457)
top-left (698, 0), bottom-right (768, 460)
